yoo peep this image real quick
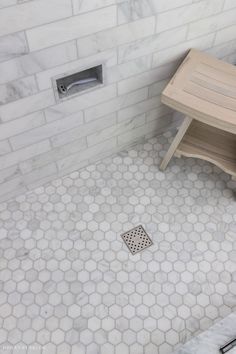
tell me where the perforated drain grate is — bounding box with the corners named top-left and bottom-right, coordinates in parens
top-left (121, 225), bottom-right (153, 255)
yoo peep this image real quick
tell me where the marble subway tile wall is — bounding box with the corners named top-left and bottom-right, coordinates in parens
top-left (0, 0), bottom-right (236, 201)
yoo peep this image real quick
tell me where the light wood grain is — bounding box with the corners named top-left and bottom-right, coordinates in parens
top-left (160, 49), bottom-right (236, 178)
top-left (176, 120), bottom-right (236, 178)
top-left (162, 49), bottom-right (236, 134)
top-left (160, 116), bottom-right (192, 170)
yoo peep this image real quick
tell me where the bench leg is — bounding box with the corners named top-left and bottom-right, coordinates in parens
top-left (160, 116), bottom-right (192, 171)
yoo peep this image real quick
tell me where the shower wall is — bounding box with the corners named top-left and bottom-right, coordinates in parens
top-left (0, 0), bottom-right (235, 202)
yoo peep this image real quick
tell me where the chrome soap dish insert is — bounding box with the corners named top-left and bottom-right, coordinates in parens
top-left (53, 64), bottom-right (103, 101)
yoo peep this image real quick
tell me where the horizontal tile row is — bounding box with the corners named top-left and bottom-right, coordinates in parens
top-left (0, 0), bottom-right (72, 37)
top-left (26, 6), bottom-right (117, 52)
top-left (117, 0), bottom-right (193, 25)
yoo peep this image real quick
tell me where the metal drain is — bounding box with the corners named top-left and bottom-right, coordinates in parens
top-left (121, 225), bottom-right (153, 255)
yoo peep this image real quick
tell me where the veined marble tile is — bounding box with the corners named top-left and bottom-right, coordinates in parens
top-left (10, 111), bottom-right (84, 150)
top-left (0, 0), bottom-right (72, 37)
top-left (118, 0), bottom-right (155, 25)
top-left (117, 95), bottom-right (162, 122)
top-left (77, 16), bottom-right (155, 58)
top-left (23, 162), bottom-right (57, 186)
top-left (224, 0), bottom-right (236, 9)
top-left (206, 39), bottom-right (236, 60)
top-left (172, 313), bottom-right (236, 354)
top-left (36, 49), bottom-right (117, 91)
top-left (19, 137), bottom-right (87, 174)
top-left (0, 127), bottom-right (235, 348)
top-left (107, 56), bottom-right (152, 84)
top-left (26, 6), bottom-right (117, 52)
top-left (0, 139), bottom-right (11, 155)
top-left (56, 136), bottom-right (117, 172)
top-left (0, 76), bottom-right (38, 105)
top-left (0, 0), bottom-right (16, 8)
top-left (85, 87), bottom-right (148, 122)
top-left (0, 139), bottom-right (50, 170)
top-left (146, 105), bottom-right (172, 123)
top-left (0, 111), bottom-right (45, 141)
top-left (0, 41), bottom-right (77, 84)
top-left (87, 113), bottom-right (145, 147)
top-left (152, 33), bottom-right (215, 67)
top-left (0, 164), bottom-right (20, 184)
top-left (118, 61), bottom-right (178, 95)
top-left (156, 0), bottom-right (224, 34)
top-left (0, 89), bottom-right (55, 122)
top-left (148, 79), bottom-right (170, 98)
top-left (118, 0), bottom-right (193, 24)
top-left (117, 114), bottom-right (172, 146)
top-left (188, 8), bottom-right (236, 40)
top-left (118, 26), bottom-right (187, 64)
top-left (215, 25), bottom-right (236, 46)
top-left (0, 174), bottom-right (24, 197)
top-left (45, 84), bottom-right (117, 122)
top-left (56, 158), bottom-right (88, 179)
top-left (0, 32), bottom-right (28, 63)
top-left (51, 112), bottom-right (116, 148)
top-left (72, 0), bottom-right (116, 14)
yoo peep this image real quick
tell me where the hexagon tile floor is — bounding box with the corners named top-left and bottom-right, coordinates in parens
top-left (0, 130), bottom-right (236, 354)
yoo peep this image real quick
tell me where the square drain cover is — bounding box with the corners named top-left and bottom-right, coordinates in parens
top-left (121, 225), bottom-right (153, 255)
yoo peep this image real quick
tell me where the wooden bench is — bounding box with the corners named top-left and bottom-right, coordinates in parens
top-left (160, 49), bottom-right (236, 179)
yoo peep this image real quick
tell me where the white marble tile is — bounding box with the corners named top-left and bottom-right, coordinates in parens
top-left (85, 87), bottom-right (148, 122)
top-left (0, 139), bottom-right (11, 156)
top-left (152, 34), bottom-right (215, 67)
top-left (0, 0), bottom-right (16, 8)
top-left (0, 132), bottom-right (235, 352)
top-left (173, 313), bottom-right (236, 354)
top-left (77, 16), bottom-right (155, 58)
top-left (87, 113), bottom-right (145, 146)
top-left (118, 0), bottom-right (193, 24)
top-left (117, 113), bottom-right (172, 146)
top-left (118, 26), bottom-right (187, 64)
top-left (51, 112), bottom-right (116, 148)
top-left (0, 89), bottom-right (55, 122)
top-left (0, 139), bottom-right (50, 170)
top-left (26, 6), bottom-right (117, 52)
top-left (0, 111), bottom-right (45, 141)
top-left (72, 0), bottom-right (116, 14)
top-left (146, 105), bottom-right (173, 123)
top-left (106, 56), bottom-right (152, 85)
top-left (117, 62), bottom-right (177, 95)
top-left (45, 84), bottom-right (117, 122)
top-left (0, 0), bottom-right (72, 37)
top-left (56, 136), bottom-right (117, 172)
top-left (0, 41), bottom-right (77, 84)
top-left (224, 0), bottom-right (236, 9)
top-left (148, 79), bottom-right (170, 98)
top-left (118, 95), bottom-right (161, 122)
top-left (0, 32), bottom-right (28, 63)
top-left (156, 0), bottom-right (224, 34)
top-left (0, 76), bottom-right (38, 105)
top-left (23, 162), bottom-right (57, 186)
top-left (188, 8), bottom-right (236, 40)
top-left (10, 111), bottom-right (84, 150)
top-left (19, 137), bottom-right (87, 174)
top-left (0, 174), bottom-right (23, 197)
top-left (206, 39), bottom-right (236, 60)
top-left (215, 24), bottom-right (236, 46)
top-left (0, 165), bottom-right (20, 184)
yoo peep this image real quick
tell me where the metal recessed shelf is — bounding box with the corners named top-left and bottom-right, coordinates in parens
top-left (53, 64), bottom-right (104, 101)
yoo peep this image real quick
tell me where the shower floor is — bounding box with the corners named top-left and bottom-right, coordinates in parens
top-left (0, 130), bottom-right (236, 354)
